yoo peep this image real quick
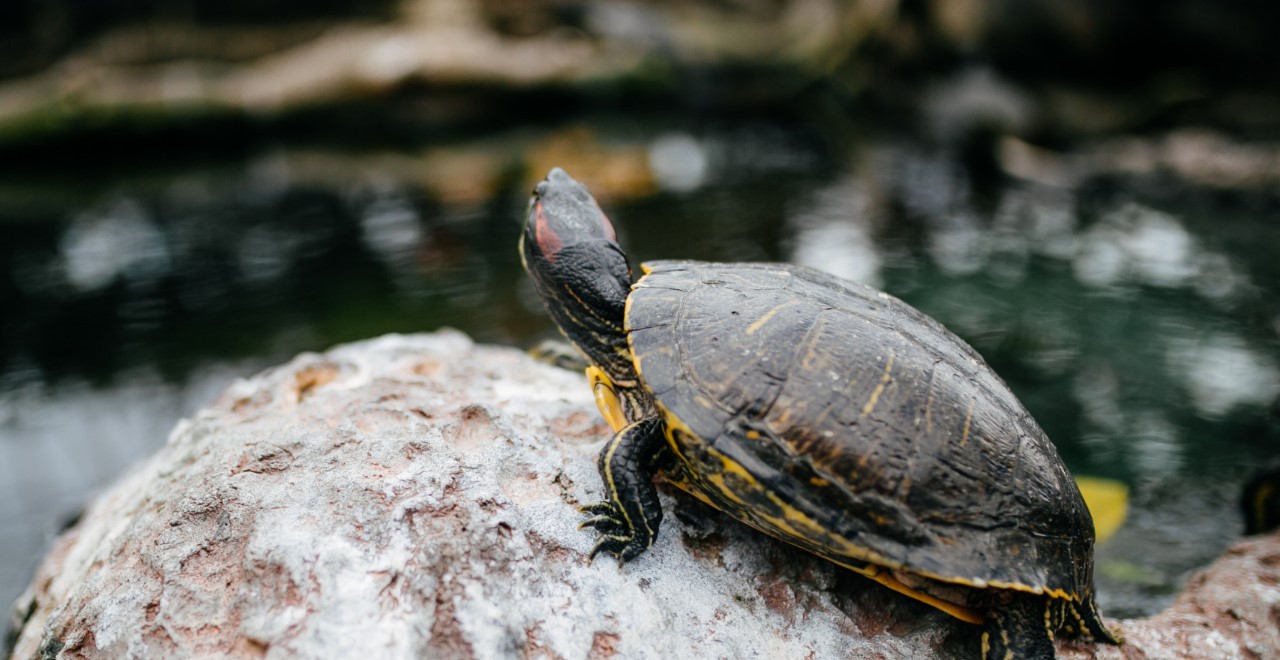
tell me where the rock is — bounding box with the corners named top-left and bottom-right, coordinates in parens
top-left (1058, 535), bottom-right (1280, 660)
top-left (7, 330), bottom-right (1280, 659)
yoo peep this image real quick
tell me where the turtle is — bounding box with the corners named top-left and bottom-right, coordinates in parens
top-left (519, 167), bottom-right (1120, 659)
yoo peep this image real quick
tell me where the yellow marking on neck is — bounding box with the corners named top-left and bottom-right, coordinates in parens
top-left (744, 301), bottom-right (798, 335)
top-left (860, 351), bottom-right (895, 418)
top-left (561, 283), bottom-right (623, 332)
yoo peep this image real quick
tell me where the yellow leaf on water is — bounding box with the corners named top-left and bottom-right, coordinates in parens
top-left (1075, 475), bottom-right (1129, 544)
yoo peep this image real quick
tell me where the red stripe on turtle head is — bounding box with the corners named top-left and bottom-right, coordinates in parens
top-left (533, 200), bottom-right (565, 262)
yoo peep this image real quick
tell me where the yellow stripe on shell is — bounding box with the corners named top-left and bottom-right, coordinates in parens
top-left (860, 351), bottom-right (895, 418)
top-left (656, 398), bottom-right (1082, 599)
top-left (744, 301), bottom-right (801, 336)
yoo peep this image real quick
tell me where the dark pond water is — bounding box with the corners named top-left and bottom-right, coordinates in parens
top-left (2, 116), bottom-right (1277, 623)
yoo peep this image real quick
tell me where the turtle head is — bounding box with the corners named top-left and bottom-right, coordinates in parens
top-left (523, 167), bottom-right (619, 262)
top-left (521, 168), bottom-right (633, 371)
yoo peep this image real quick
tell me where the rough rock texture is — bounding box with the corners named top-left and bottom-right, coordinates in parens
top-left (1059, 535), bottom-right (1280, 660)
top-left (7, 331), bottom-right (1280, 659)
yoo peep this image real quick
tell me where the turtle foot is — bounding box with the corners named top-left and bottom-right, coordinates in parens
top-left (578, 500), bottom-right (646, 564)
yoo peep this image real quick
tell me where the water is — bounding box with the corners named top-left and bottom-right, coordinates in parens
top-left (2, 117), bottom-right (1277, 623)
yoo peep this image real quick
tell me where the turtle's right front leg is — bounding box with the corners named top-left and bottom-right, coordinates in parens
top-left (579, 416), bottom-right (666, 563)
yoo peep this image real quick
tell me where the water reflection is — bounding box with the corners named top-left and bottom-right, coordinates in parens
top-left (358, 186), bottom-right (425, 268)
top-left (1, 119), bottom-right (1277, 622)
top-left (1076, 203), bottom-right (1196, 289)
top-left (61, 198), bottom-right (171, 292)
top-left (1172, 333), bottom-right (1280, 418)
top-left (648, 132), bottom-right (709, 193)
top-left (788, 178), bottom-right (882, 287)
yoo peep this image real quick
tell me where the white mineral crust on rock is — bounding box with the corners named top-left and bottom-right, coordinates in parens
top-left (7, 331), bottom-right (1280, 659)
top-left (7, 332), bottom-right (937, 658)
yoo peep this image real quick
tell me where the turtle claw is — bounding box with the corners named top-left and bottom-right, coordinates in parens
top-left (579, 502), bottom-right (627, 537)
top-left (578, 501), bottom-right (615, 516)
top-left (578, 514), bottom-right (621, 531)
top-left (587, 534), bottom-right (636, 566)
top-left (579, 499), bottom-right (646, 564)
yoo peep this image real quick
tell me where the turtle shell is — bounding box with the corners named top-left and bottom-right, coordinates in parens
top-left (625, 260), bottom-right (1097, 600)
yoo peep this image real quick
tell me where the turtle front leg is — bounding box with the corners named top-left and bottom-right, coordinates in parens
top-left (579, 416), bottom-right (666, 564)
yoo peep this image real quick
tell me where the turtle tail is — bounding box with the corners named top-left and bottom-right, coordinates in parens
top-left (1063, 596), bottom-right (1122, 646)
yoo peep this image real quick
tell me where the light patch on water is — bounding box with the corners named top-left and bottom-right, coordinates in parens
top-left (1121, 208), bottom-right (1196, 287)
top-left (787, 179), bottom-right (881, 286)
top-left (359, 189), bottom-right (424, 264)
top-left (60, 198), bottom-right (171, 291)
top-left (1072, 203), bottom-right (1237, 294)
top-left (926, 212), bottom-right (987, 276)
top-left (1169, 332), bottom-right (1280, 417)
top-left (1072, 367), bottom-right (1186, 476)
top-left (1192, 252), bottom-right (1248, 304)
top-left (1072, 231), bottom-right (1128, 288)
top-left (648, 133), bottom-right (709, 192)
top-left (791, 223), bottom-right (881, 286)
top-left (1072, 366), bottom-right (1127, 462)
top-left (1128, 410), bottom-right (1184, 475)
top-left (868, 148), bottom-right (990, 277)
